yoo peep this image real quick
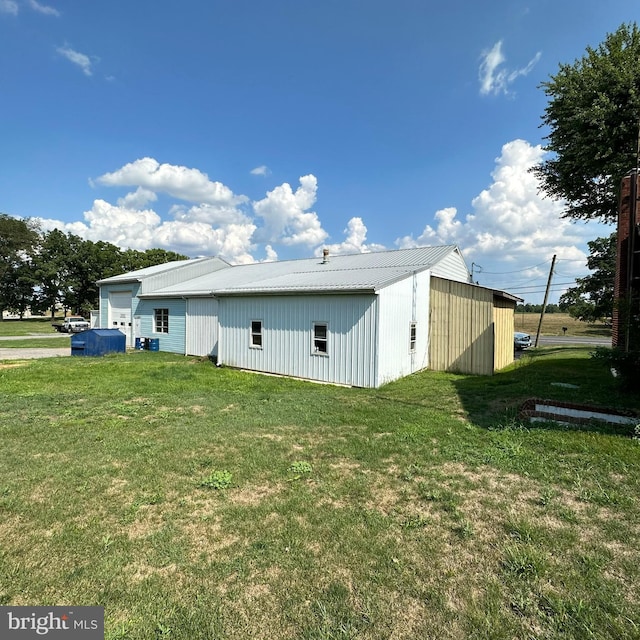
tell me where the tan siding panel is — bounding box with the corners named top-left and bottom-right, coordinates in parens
top-left (429, 277), bottom-right (495, 375)
top-left (493, 298), bottom-right (515, 370)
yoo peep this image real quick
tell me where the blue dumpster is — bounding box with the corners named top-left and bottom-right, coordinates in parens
top-left (148, 338), bottom-right (159, 351)
top-left (71, 329), bottom-right (126, 357)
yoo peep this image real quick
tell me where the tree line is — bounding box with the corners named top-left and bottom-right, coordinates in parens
top-left (0, 215), bottom-right (188, 319)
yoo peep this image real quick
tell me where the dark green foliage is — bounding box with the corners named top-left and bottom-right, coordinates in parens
top-left (534, 23), bottom-right (640, 222)
top-left (559, 234), bottom-right (616, 322)
top-left (0, 214), bottom-right (40, 317)
top-left (0, 215), bottom-right (189, 316)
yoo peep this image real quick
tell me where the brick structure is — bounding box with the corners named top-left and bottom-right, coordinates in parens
top-left (613, 170), bottom-right (640, 349)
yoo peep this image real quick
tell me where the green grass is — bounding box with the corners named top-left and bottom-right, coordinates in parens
top-left (0, 337), bottom-right (70, 348)
top-left (515, 312), bottom-right (611, 337)
top-left (0, 346), bottom-right (638, 639)
top-left (0, 316), bottom-right (58, 336)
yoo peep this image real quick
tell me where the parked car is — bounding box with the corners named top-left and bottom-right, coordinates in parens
top-left (52, 316), bottom-right (90, 333)
top-left (514, 331), bottom-right (532, 350)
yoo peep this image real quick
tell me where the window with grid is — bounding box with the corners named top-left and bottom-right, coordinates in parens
top-left (154, 308), bottom-right (169, 333)
top-left (250, 320), bottom-right (263, 348)
top-left (312, 322), bottom-right (328, 355)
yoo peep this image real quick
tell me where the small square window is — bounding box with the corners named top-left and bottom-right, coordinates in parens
top-left (409, 322), bottom-right (417, 352)
top-left (313, 323), bottom-right (328, 355)
top-left (154, 308), bottom-right (169, 334)
top-left (251, 320), bottom-right (263, 348)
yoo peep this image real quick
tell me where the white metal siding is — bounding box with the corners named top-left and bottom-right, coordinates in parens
top-left (186, 298), bottom-right (219, 357)
top-left (430, 249), bottom-right (470, 283)
top-left (376, 271), bottom-right (430, 386)
top-left (140, 258), bottom-right (230, 294)
top-left (218, 294), bottom-right (378, 387)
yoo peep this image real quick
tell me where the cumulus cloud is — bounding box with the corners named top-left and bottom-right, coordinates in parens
top-left (57, 45), bottom-right (93, 76)
top-left (396, 139), bottom-right (609, 297)
top-left (117, 187), bottom-right (157, 209)
top-left (479, 41), bottom-right (541, 96)
top-left (97, 158), bottom-right (247, 206)
top-left (250, 165), bottom-right (270, 176)
top-left (28, 0), bottom-right (60, 16)
top-left (0, 0), bottom-right (18, 15)
top-left (39, 198), bottom-right (257, 264)
top-left (253, 174), bottom-right (328, 246)
top-left (320, 217), bottom-right (386, 256)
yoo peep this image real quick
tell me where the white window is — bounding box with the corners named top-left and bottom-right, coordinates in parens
top-left (250, 320), bottom-right (263, 348)
top-left (312, 322), bottom-right (328, 355)
top-left (409, 322), bottom-right (417, 352)
top-left (154, 308), bottom-right (169, 334)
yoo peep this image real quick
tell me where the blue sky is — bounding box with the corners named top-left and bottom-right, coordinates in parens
top-left (1, 0), bottom-right (636, 302)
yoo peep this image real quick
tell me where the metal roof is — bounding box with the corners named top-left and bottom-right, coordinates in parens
top-left (97, 256), bottom-right (216, 284)
top-left (138, 245), bottom-right (464, 298)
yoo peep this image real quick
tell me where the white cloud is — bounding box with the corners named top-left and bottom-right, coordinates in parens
top-left (117, 187), bottom-right (157, 209)
top-left (170, 202), bottom-right (250, 227)
top-left (28, 0), bottom-right (60, 16)
top-left (57, 45), bottom-right (93, 76)
top-left (253, 174), bottom-right (328, 246)
top-left (320, 217), bottom-right (386, 256)
top-left (263, 245), bottom-right (278, 262)
top-left (479, 41), bottom-right (541, 96)
top-left (38, 198), bottom-right (257, 264)
top-left (0, 0), bottom-right (18, 15)
top-left (250, 165), bottom-right (270, 176)
top-left (395, 139), bottom-right (611, 300)
top-left (97, 158), bottom-right (247, 206)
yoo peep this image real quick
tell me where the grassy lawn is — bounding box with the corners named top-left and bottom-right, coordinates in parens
top-left (0, 317), bottom-right (59, 336)
top-left (0, 337), bottom-right (70, 348)
top-left (0, 346), bottom-right (638, 639)
top-left (515, 312), bottom-right (611, 338)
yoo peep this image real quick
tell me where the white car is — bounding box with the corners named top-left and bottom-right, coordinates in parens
top-left (514, 332), bottom-right (532, 350)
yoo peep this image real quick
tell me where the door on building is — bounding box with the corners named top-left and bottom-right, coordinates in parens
top-left (109, 291), bottom-right (132, 347)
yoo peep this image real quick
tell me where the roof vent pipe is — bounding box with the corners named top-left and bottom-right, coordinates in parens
top-left (322, 248), bottom-right (329, 264)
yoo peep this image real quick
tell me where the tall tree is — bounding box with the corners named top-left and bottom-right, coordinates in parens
top-left (559, 233), bottom-right (616, 322)
top-left (0, 214), bottom-right (40, 318)
top-left (534, 23), bottom-right (640, 223)
top-left (32, 229), bottom-right (75, 317)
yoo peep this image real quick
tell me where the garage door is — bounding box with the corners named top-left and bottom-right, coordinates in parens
top-left (109, 291), bottom-right (132, 346)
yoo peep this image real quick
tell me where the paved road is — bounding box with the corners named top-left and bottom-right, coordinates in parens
top-left (0, 333), bottom-right (70, 360)
top-left (0, 347), bottom-right (70, 360)
top-left (536, 335), bottom-right (611, 347)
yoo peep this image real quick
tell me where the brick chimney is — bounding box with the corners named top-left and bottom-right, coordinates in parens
top-left (613, 170), bottom-right (640, 348)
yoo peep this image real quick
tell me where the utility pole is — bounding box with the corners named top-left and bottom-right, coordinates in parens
top-left (535, 254), bottom-right (556, 348)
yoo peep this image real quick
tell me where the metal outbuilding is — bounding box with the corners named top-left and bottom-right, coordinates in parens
top-left (97, 246), bottom-right (522, 387)
top-left (71, 329), bottom-right (126, 357)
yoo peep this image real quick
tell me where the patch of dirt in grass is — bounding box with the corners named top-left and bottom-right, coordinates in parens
top-left (182, 519), bottom-right (243, 562)
top-left (255, 432), bottom-right (282, 441)
top-left (127, 561), bottom-right (181, 583)
top-left (127, 506), bottom-right (165, 540)
top-left (329, 459), bottom-right (362, 473)
top-left (106, 477), bottom-right (129, 497)
top-left (0, 362), bottom-right (25, 369)
top-left (229, 483), bottom-right (282, 506)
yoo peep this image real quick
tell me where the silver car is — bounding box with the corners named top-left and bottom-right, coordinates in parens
top-left (514, 331), bottom-right (532, 350)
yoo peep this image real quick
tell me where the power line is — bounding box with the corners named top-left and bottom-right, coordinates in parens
top-left (474, 259), bottom-right (552, 275)
top-left (502, 281), bottom-right (576, 292)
